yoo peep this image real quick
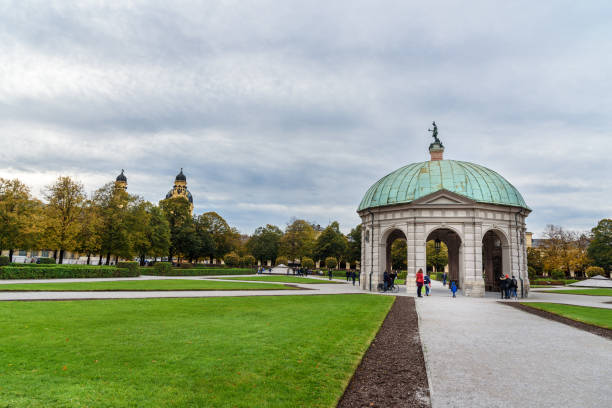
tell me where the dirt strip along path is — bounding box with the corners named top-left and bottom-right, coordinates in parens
top-left (501, 302), bottom-right (612, 340)
top-left (337, 296), bottom-right (430, 408)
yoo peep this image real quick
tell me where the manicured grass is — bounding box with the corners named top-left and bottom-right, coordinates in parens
top-left (521, 302), bottom-right (612, 329)
top-left (0, 294), bottom-right (393, 407)
top-left (220, 276), bottom-right (345, 284)
top-left (0, 279), bottom-right (296, 291)
top-left (542, 288), bottom-right (612, 296)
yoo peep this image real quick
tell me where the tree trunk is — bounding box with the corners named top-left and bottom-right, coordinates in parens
top-left (168, 250), bottom-right (174, 264)
top-left (98, 254), bottom-right (103, 265)
top-left (140, 255), bottom-right (145, 266)
top-left (59, 249), bottom-right (65, 264)
top-left (8, 249), bottom-right (14, 263)
top-left (87, 253), bottom-right (91, 265)
top-left (114, 255), bottom-right (118, 264)
top-left (105, 252), bottom-right (111, 265)
top-left (53, 250), bottom-right (57, 261)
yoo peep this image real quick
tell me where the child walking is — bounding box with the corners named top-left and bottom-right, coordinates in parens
top-left (450, 280), bottom-right (457, 298)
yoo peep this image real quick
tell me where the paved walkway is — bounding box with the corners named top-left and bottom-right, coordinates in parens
top-left (416, 281), bottom-right (612, 408)
top-left (0, 275), bottom-right (364, 301)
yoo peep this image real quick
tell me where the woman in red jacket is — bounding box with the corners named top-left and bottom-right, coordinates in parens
top-left (416, 268), bottom-right (425, 297)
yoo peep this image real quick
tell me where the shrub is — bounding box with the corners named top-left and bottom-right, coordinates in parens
top-left (223, 252), bottom-right (240, 267)
top-left (240, 255), bottom-right (256, 267)
top-left (585, 266), bottom-right (605, 278)
top-left (325, 257), bottom-right (338, 269)
top-left (117, 261), bottom-right (139, 275)
top-left (275, 256), bottom-right (288, 266)
top-left (0, 265), bottom-right (137, 279)
top-left (153, 262), bottom-right (172, 275)
top-left (302, 257), bottom-right (315, 269)
top-left (0, 256), bottom-right (9, 266)
top-left (397, 270), bottom-right (407, 280)
top-left (177, 263), bottom-right (194, 269)
top-left (550, 269), bottom-right (565, 280)
top-left (37, 257), bottom-right (56, 264)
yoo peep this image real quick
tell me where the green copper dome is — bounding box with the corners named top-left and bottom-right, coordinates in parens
top-left (358, 160), bottom-right (529, 211)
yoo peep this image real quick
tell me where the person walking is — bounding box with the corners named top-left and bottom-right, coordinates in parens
top-left (510, 275), bottom-right (518, 299)
top-left (424, 274), bottom-right (431, 296)
top-left (450, 280), bottom-right (458, 298)
top-left (504, 274), bottom-right (512, 299)
top-left (328, 269), bottom-right (333, 280)
top-left (499, 274), bottom-right (507, 299)
top-left (442, 272), bottom-right (447, 287)
top-left (346, 270), bottom-right (350, 281)
top-left (416, 268), bottom-right (424, 297)
top-left (383, 270), bottom-right (389, 292)
top-left (351, 271), bottom-right (356, 286)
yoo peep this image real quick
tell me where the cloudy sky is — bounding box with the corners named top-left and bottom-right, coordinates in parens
top-left (1, 1), bottom-right (611, 236)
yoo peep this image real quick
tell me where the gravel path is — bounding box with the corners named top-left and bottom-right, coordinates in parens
top-left (338, 297), bottom-right (430, 408)
top-left (416, 287), bottom-right (612, 408)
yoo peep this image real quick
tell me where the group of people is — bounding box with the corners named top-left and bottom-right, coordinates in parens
top-left (382, 270), bottom-right (398, 291)
top-left (416, 269), bottom-right (458, 297)
top-left (344, 270), bottom-right (359, 285)
top-left (499, 274), bottom-right (519, 299)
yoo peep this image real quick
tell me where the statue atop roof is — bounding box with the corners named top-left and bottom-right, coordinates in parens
top-left (428, 121), bottom-right (442, 145)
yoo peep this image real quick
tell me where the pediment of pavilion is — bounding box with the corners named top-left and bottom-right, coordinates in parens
top-left (410, 189), bottom-right (476, 206)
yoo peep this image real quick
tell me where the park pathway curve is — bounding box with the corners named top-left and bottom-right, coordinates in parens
top-left (415, 284), bottom-right (612, 408)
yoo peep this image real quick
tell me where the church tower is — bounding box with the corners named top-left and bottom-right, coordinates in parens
top-left (115, 169), bottom-right (127, 190)
top-left (165, 168), bottom-right (194, 213)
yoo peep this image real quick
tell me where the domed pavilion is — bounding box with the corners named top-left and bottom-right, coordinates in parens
top-left (357, 123), bottom-right (531, 297)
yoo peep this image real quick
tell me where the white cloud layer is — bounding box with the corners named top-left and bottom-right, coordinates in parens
top-left (1, 1), bottom-right (611, 236)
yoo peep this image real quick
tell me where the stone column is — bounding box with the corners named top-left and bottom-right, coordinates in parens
top-left (463, 221), bottom-right (485, 297)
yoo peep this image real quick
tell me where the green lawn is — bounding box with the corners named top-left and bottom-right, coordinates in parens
top-left (521, 302), bottom-right (612, 329)
top-left (0, 295), bottom-right (393, 407)
top-left (542, 288), bottom-right (612, 296)
top-left (0, 279), bottom-right (297, 291)
top-left (219, 276), bottom-right (345, 284)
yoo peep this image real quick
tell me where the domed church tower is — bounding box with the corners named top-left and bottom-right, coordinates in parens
top-left (115, 169), bottom-right (127, 190)
top-left (166, 168), bottom-right (194, 213)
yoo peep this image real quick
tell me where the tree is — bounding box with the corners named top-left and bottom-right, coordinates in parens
top-left (240, 254), bottom-right (256, 268)
top-left (391, 239), bottom-right (407, 270)
top-left (588, 219), bottom-right (612, 272)
top-left (302, 257), bottom-right (315, 269)
top-left (540, 225), bottom-right (590, 276)
top-left (223, 252), bottom-right (240, 267)
top-left (279, 219), bottom-right (316, 261)
top-left (74, 199), bottom-right (103, 265)
top-left (130, 201), bottom-right (170, 265)
top-left (585, 266), bottom-right (605, 278)
top-left (160, 196), bottom-right (194, 262)
top-left (527, 247), bottom-right (543, 276)
top-left (198, 212), bottom-right (239, 263)
top-left (193, 215), bottom-right (215, 263)
top-left (93, 183), bottom-right (132, 265)
top-left (0, 179), bottom-right (40, 261)
top-left (346, 224), bottom-right (362, 264)
top-left (246, 224), bottom-right (283, 264)
top-left (315, 221), bottom-right (348, 263)
top-left (325, 256), bottom-right (338, 269)
top-left (426, 240), bottom-right (448, 272)
top-left (43, 176), bottom-right (86, 264)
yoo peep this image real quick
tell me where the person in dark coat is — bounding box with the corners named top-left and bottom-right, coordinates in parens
top-left (442, 272), bottom-right (447, 286)
top-left (504, 274), bottom-right (511, 299)
top-left (383, 270), bottom-right (389, 291)
top-left (351, 271), bottom-right (356, 285)
top-left (510, 275), bottom-right (518, 299)
top-left (424, 274), bottom-right (431, 296)
top-left (416, 269), bottom-right (424, 297)
top-left (346, 270), bottom-right (350, 281)
top-left (328, 269), bottom-right (333, 280)
top-left (499, 274), bottom-right (507, 299)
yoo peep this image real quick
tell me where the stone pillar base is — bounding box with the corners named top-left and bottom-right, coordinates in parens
top-left (462, 278), bottom-right (485, 297)
top-left (405, 273), bottom-right (417, 296)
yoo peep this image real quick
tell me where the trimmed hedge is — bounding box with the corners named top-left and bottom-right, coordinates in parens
top-left (117, 261), bottom-right (139, 275)
top-left (153, 262), bottom-right (172, 275)
top-left (0, 256), bottom-right (9, 266)
top-left (38, 257), bottom-right (56, 264)
top-left (0, 265), bottom-right (138, 280)
top-left (145, 267), bottom-right (253, 276)
top-left (532, 279), bottom-right (579, 286)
